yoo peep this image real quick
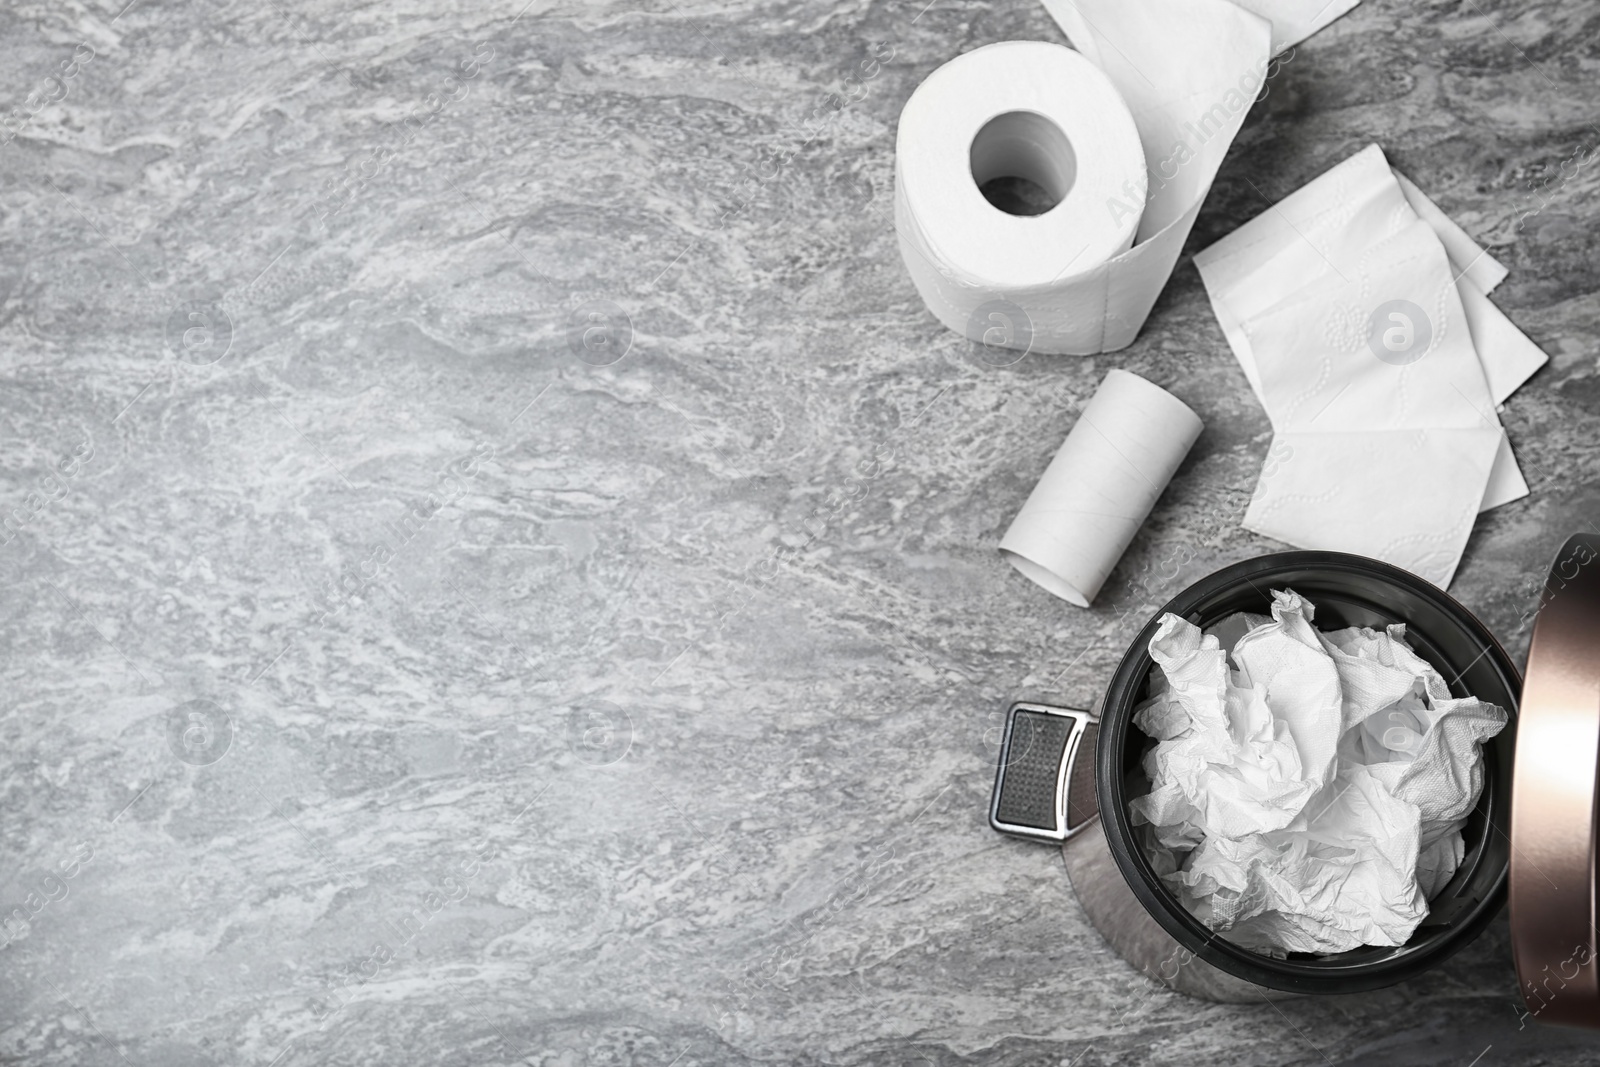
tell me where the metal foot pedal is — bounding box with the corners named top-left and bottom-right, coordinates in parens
top-left (988, 701), bottom-right (1099, 842)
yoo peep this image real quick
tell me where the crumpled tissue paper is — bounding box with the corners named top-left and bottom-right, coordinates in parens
top-left (1131, 587), bottom-right (1508, 955)
top-left (1194, 144), bottom-right (1548, 589)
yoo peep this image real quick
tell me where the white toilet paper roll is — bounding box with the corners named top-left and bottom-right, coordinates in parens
top-left (896, 0), bottom-right (1275, 355)
top-left (1000, 370), bottom-right (1203, 606)
top-left (896, 41), bottom-right (1145, 301)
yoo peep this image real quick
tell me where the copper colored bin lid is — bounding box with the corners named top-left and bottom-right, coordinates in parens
top-left (1511, 532), bottom-right (1600, 1028)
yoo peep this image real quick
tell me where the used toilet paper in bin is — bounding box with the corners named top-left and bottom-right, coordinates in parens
top-left (1131, 588), bottom-right (1508, 955)
top-left (999, 370), bottom-right (1202, 607)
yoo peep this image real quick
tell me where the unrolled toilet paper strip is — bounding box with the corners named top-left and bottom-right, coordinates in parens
top-left (1240, 219), bottom-right (1504, 587)
top-left (896, 0), bottom-right (1273, 355)
top-left (1226, 0), bottom-right (1363, 53)
top-left (1000, 369), bottom-right (1202, 607)
top-left (1393, 171), bottom-right (1510, 296)
top-left (1197, 147), bottom-right (1546, 424)
top-left (1395, 170), bottom-right (1548, 425)
top-left (1198, 146), bottom-right (1547, 513)
top-left (1193, 144), bottom-right (1549, 588)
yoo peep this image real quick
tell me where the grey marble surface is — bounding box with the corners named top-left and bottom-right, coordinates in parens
top-left (1, 0), bottom-right (1598, 1064)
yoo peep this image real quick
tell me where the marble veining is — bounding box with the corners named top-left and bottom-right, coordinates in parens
top-left (1, 0), bottom-right (1599, 1064)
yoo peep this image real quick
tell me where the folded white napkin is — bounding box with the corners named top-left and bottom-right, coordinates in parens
top-left (1132, 589), bottom-right (1508, 955)
top-left (1195, 145), bottom-right (1548, 588)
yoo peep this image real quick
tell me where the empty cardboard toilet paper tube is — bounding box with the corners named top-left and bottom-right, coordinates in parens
top-left (895, 0), bottom-right (1274, 355)
top-left (1000, 370), bottom-right (1202, 606)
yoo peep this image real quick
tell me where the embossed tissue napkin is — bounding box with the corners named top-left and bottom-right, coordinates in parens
top-left (1195, 145), bottom-right (1548, 588)
top-left (1132, 589), bottom-right (1508, 956)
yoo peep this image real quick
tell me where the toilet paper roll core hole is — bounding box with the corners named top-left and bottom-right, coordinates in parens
top-left (969, 110), bottom-right (1077, 217)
